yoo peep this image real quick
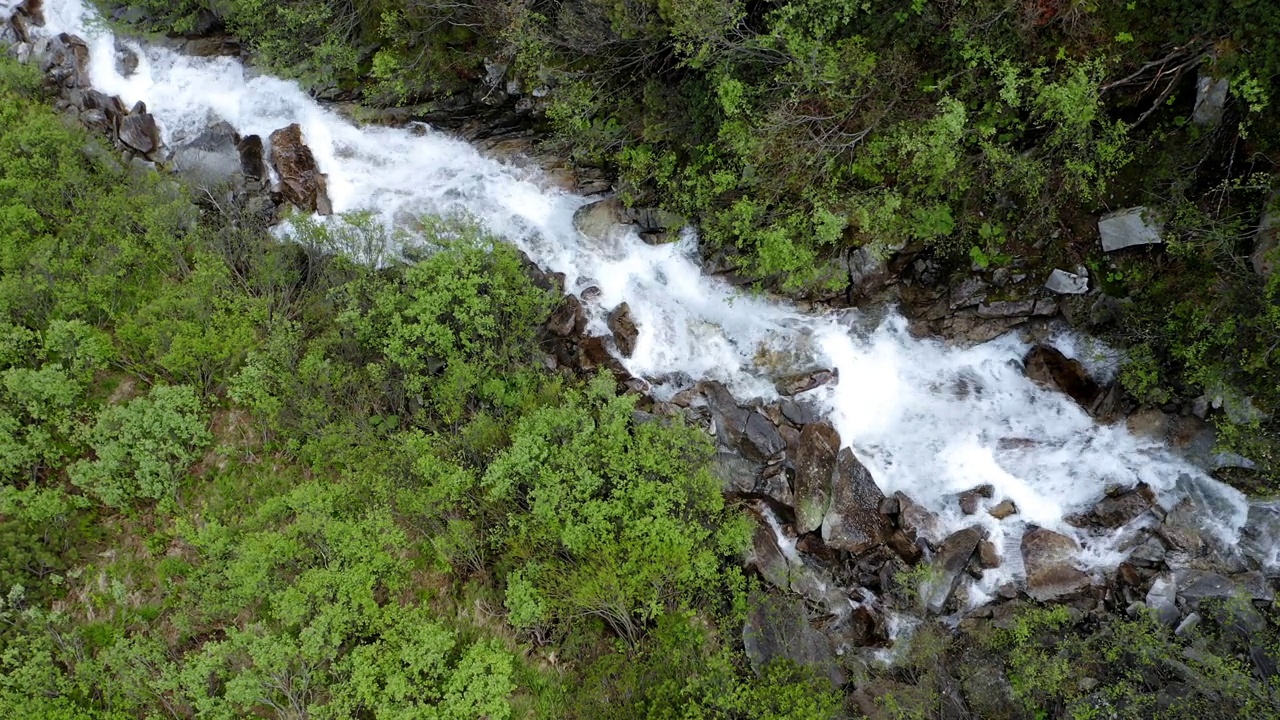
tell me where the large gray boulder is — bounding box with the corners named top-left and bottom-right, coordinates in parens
top-left (572, 197), bottom-right (625, 242)
top-left (1192, 75), bottom-right (1230, 126)
top-left (172, 121), bottom-right (242, 187)
top-left (821, 448), bottom-right (891, 554)
top-left (1099, 207), bottom-right (1163, 252)
top-left (1044, 268), bottom-right (1089, 295)
top-left (1021, 527), bottom-right (1091, 602)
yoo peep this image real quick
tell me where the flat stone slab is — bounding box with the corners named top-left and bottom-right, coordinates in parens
top-left (1099, 207), bottom-right (1163, 252)
top-left (1044, 268), bottom-right (1088, 294)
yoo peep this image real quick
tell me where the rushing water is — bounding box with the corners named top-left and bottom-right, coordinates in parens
top-left (16, 0), bottom-right (1263, 592)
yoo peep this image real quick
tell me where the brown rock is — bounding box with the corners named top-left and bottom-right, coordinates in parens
top-left (118, 112), bottom-right (161, 156)
top-left (572, 196), bottom-right (625, 241)
top-left (1023, 344), bottom-right (1103, 410)
top-left (886, 528), bottom-right (923, 564)
top-left (268, 123), bottom-right (332, 214)
top-left (546, 295), bottom-right (587, 337)
top-left (895, 491), bottom-right (941, 540)
top-left (1021, 527), bottom-right (1091, 602)
top-left (775, 368), bottom-right (838, 397)
top-left (821, 448), bottom-right (891, 554)
top-left (793, 423), bottom-right (840, 533)
top-left (1091, 483), bottom-right (1156, 528)
top-left (958, 486), bottom-right (991, 515)
top-left (44, 33), bottom-right (90, 89)
top-left (978, 540), bottom-right (1001, 569)
top-left (18, 0), bottom-right (45, 26)
top-left (607, 302), bottom-right (639, 358)
top-left (988, 499), bottom-right (1018, 520)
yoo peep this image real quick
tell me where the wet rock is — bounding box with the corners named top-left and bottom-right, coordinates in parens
top-left (758, 468), bottom-right (794, 507)
top-left (977, 540), bottom-right (1000, 569)
top-left (886, 528), bottom-right (924, 564)
top-left (775, 368), bottom-right (837, 397)
top-left (949, 277), bottom-right (990, 310)
top-left (572, 196), bottom-right (624, 241)
top-left (1091, 483), bottom-right (1157, 528)
top-left (117, 111), bottom-right (161, 157)
top-left (958, 485), bottom-right (993, 515)
top-left (43, 33), bottom-right (90, 88)
top-left (1158, 499), bottom-right (1204, 555)
top-left (1099, 207), bottom-right (1163, 252)
top-left (1023, 344), bottom-right (1104, 410)
top-left (743, 412), bottom-right (786, 461)
top-left (960, 655), bottom-right (1021, 720)
top-left (895, 491), bottom-right (941, 541)
top-left (182, 35), bottom-right (239, 58)
top-left (779, 398), bottom-right (822, 426)
top-left (1240, 503), bottom-right (1280, 576)
top-left (921, 526), bottom-right (984, 614)
top-left (821, 448), bottom-right (891, 554)
top-left (18, 0), bottom-right (44, 26)
top-left (1174, 612), bottom-right (1201, 638)
top-left (988, 499), bottom-right (1018, 520)
top-left (793, 423), bottom-right (840, 533)
top-left (1021, 527), bottom-right (1091, 602)
top-left (546, 294), bottom-right (587, 337)
top-left (625, 206), bottom-right (686, 236)
top-left (606, 302), bottom-right (638, 358)
top-left (748, 519), bottom-right (792, 590)
top-left (742, 591), bottom-right (844, 688)
top-left (1192, 75), bottom-right (1230, 126)
top-left (1127, 535), bottom-right (1168, 568)
top-left (268, 123), bottom-right (332, 214)
top-left (172, 121), bottom-right (242, 186)
top-left (1177, 569), bottom-right (1274, 605)
top-left (1044, 268), bottom-right (1089, 294)
top-left (236, 135), bottom-right (267, 182)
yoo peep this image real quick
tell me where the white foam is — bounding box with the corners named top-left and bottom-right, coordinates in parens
top-left (27, 0), bottom-right (1258, 589)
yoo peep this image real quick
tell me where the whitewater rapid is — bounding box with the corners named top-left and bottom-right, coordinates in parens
top-left (22, 0), bottom-right (1261, 591)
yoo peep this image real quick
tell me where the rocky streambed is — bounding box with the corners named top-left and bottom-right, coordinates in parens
top-left (6, 0), bottom-right (1279, 699)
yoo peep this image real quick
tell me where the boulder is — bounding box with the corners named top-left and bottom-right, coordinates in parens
top-left (710, 451), bottom-right (763, 495)
top-left (1099, 207), bottom-right (1163, 252)
top-left (958, 484), bottom-right (993, 515)
top-left (700, 381), bottom-right (783, 462)
top-left (546, 294), bottom-right (587, 337)
top-left (172, 121), bottom-right (242, 186)
top-left (1176, 569), bottom-right (1275, 605)
top-left (572, 196), bottom-right (625, 241)
top-left (1145, 575), bottom-right (1179, 624)
top-left (1023, 344), bottom-right (1104, 410)
top-left (43, 33), bottom-right (90, 89)
top-left (977, 540), bottom-right (1001, 569)
top-left (775, 368), bottom-right (838, 397)
top-left (1044, 268), bottom-right (1089, 295)
top-left (921, 526), bottom-right (984, 614)
top-left (821, 448), bottom-right (891, 554)
top-left (1240, 502), bottom-right (1280, 576)
top-left (792, 422), bottom-right (840, 533)
top-left (1090, 483), bottom-right (1156, 528)
top-left (268, 123), bottom-right (332, 214)
top-left (18, 0), bottom-right (45, 26)
top-left (1021, 527), bottom-right (1091, 602)
top-left (895, 491), bottom-right (941, 541)
top-left (606, 302), bottom-right (639, 358)
top-left (117, 112), bottom-right (161, 156)
top-left (236, 135), bottom-right (267, 182)
top-left (742, 591), bottom-right (844, 688)
top-left (742, 412), bottom-right (786, 461)
top-left (988, 499), bottom-right (1018, 520)
top-left (1191, 75), bottom-right (1230, 126)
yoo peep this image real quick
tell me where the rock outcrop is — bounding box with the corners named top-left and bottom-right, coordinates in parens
top-left (268, 123), bottom-right (332, 215)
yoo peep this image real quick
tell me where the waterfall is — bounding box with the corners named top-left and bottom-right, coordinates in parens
top-left (21, 0), bottom-right (1261, 589)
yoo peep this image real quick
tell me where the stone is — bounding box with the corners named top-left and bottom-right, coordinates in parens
top-left (117, 112), bottom-right (161, 156)
top-left (742, 412), bottom-right (786, 461)
top-left (949, 276), bottom-right (989, 310)
top-left (792, 423), bottom-right (840, 533)
top-left (1191, 75), bottom-right (1230, 126)
top-left (775, 368), bottom-right (837, 396)
top-left (747, 519), bottom-right (792, 591)
top-left (625, 206), bottom-right (686, 235)
top-left (1091, 483), bottom-right (1156, 528)
top-left (1145, 575), bottom-right (1180, 625)
top-left (1240, 503), bottom-right (1280, 576)
top-left (18, 0), bottom-right (45, 26)
top-left (183, 35), bottom-right (239, 58)
top-left (988, 500), bottom-right (1018, 520)
top-left (1127, 536), bottom-right (1168, 568)
top-left (546, 294), bottom-right (587, 337)
top-left (1174, 612), bottom-right (1201, 638)
top-left (236, 135), bottom-right (267, 181)
top-left (742, 591), bottom-right (844, 689)
top-left (268, 123), bottom-right (332, 214)
top-left (958, 485), bottom-right (993, 515)
top-left (1177, 569), bottom-right (1275, 605)
top-left (1044, 268), bottom-right (1089, 294)
top-left (1099, 207), bottom-right (1163, 252)
top-left (921, 526), bottom-right (984, 614)
top-left (779, 398), bottom-right (822, 426)
top-left (977, 540), bottom-right (1000, 569)
top-left (172, 121), bottom-right (242, 186)
top-left (43, 33), bottom-right (90, 89)
top-left (710, 451), bottom-right (763, 495)
top-left (1023, 344), bottom-right (1104, 410)
top-left (895, 491), bottom-right (941, 541)
top-left (606, 302), bottom-right (639, 358)
top-left (758, 469), bottom-right (794, 507)
top-left (976, 299), bottom-right (1036, 319)
top-left (572, 196), bottom-right (625, 241)
top-left (1021, 527), bottom-right (1091, 602)
top-left (821, 448), bottom-right (891, 554)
